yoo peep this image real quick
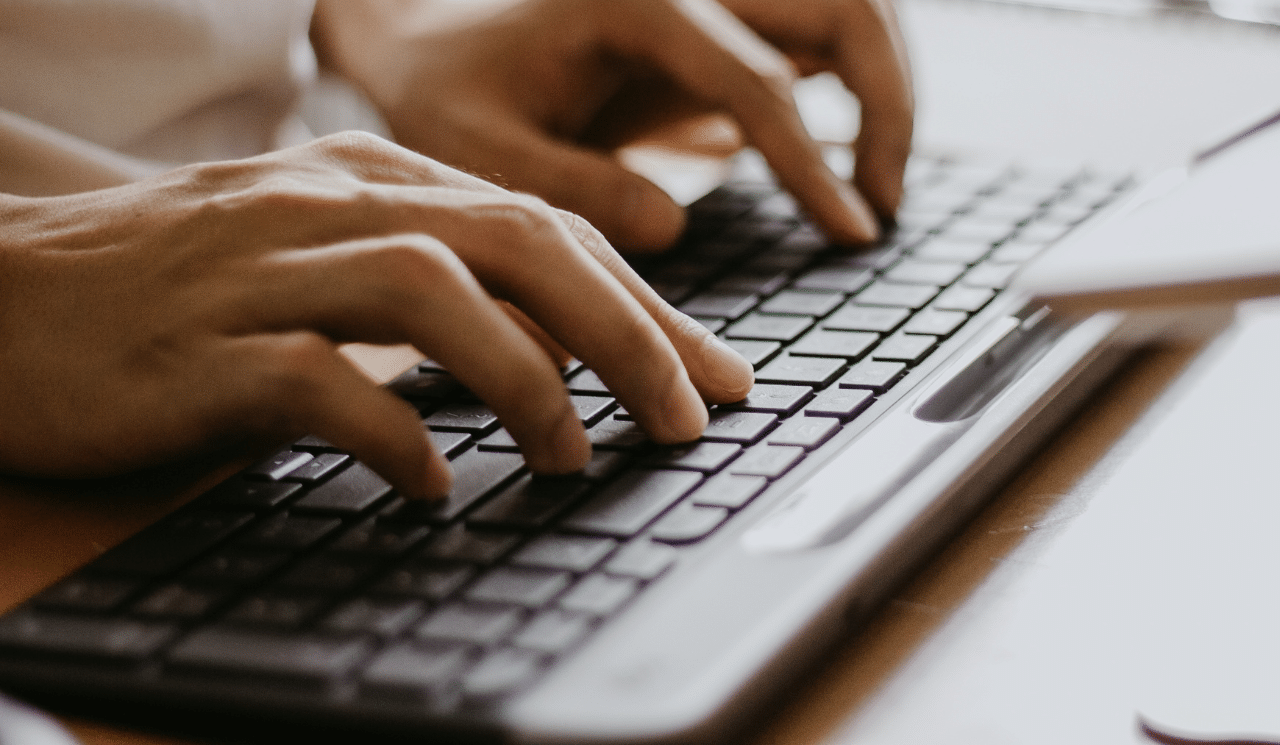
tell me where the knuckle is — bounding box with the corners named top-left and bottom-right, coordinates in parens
top-left (477, 194), bottom-right (564, 247)
top-left (369, 236), bottom-right (470, 292)
top-left (311, 130), bottom-right (396, 162)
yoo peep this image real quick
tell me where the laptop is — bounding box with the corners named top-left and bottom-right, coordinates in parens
top-left (0, 104), bottom-right (1273, 745)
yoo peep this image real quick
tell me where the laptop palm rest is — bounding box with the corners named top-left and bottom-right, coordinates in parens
top-left (741, 307), bottom-right (1069, 554)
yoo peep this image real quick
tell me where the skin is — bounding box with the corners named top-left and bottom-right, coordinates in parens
top-left (310, 0), bottom-right (914, 252)
top-left (0, 0), bottom-right (913, 499)
top-left (0, 133), bottom-right (754, 499)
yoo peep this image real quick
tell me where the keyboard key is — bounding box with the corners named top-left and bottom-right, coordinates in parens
top-left (961, 262), bottom-right (1019, 288)
top-left (823, 304), bottom-right (910, 333)
top-left (788, 329), bottom-right (878, 360)
top-left (883, 259), bottom-right (966, 286)
top-left (360, 642), bottom-right (470, 699)
top-left (246, 451), bottom-right (314, 481)
top-left (854, 281), bottom-right (940, 309)
top-left (581, 450), bottom-right (630, 482)
top-left (380, 449), bottom-right (525, 525)
top-left (649, 503), bottom-right (729, 544)
top-left (712, 270), bottom-right (789, 296)
top-left (571, 395), bottom-right (616, 427)
top-left (726, 384), bottom-right (811, 414)
top-left (95, 510), bottom-right (253, 576)
top-left (721, 338), bottom-right (782, 368)
top-left (329, 518), bottom-right (431, 556)
top-left (585, 417), bottom-right (648, 449)
top-left (743, 249), bottom-right (808, 273)
top-left (476, 428), bottom-right (519, 452)
top-left (292, 434), bottom-right (341, 452)
top-left (989, 237), bottom-right (1047, 263)
top-left (283, 452), bottom-right (349, 483)
top-left (321, 597), bottom-right (425, 636)
top-left (701, 410), bottom-right (777, 444)
top-left (423, 404), bottom-right (500, 435)
top-left (430, 430), bottom-right (472, 459)
top-left (417, 603), bottom-right (522, 646)
top-left (693, 316), bottom-right (726, 334)
top-left (933, 285), bottom-right (995, 312)
top-left (186, 547), bottom-right (291, 585)
top-left (805, 388), bottom-right (875, 419)
top-left (766, 417), bottom-right (840, 449)
top-left (640, 442), bottom-right (742, 472)
top-left (691, 474), bottom-right (768, 509)
top-left (388, 371), bottom-right (465, 401)
top-left (566, 368), bottom-right (611, 395)
top-left (511, 534), bottom-right (618, 572)
top-left (791, 266), bottom-right (873, 293)
top-left (678, 291), bottom-right (758, 319)
top-left (374, 562), bottom-right (475, 600)
top-left (462, 648), bottom-right (543, 699)
top-left (360, 645), bottom-right (471, 701)
top-left (513, 610), bottom-right (592, 654)
top-left (724, 313), bottom-right (814, 343)
top-left (774, 225), bottom-right (826, 253)
top-left (903, 308), bottom-right (969, 337)
top-left (753, 192), bottom-right (800, 221)
top-left (418, 525), bottom-right (521, 564)
top-left (759, 290), bottom-right (844, 317)
top-left (276, 554), bottom-right (380, 591)
top-left (1014, 221), bottom-right (1069, 244)
top-left (603, 541), bottom-right (677, 580)
top-left (222, 592), bottom-right (327, 629)
top-left (34, 576), bottom-right (139, 613)
top-left (467, 475), bottom-right (590, 530)
top-left (291, 462), bottom-right (393, 515)
top-left (729, 444), bottom-right (805, 478)
top-left (0, 611), bottom-right (175, 662)
top-left (201, 479), bottom-right (301, 511)
top-left (558, 575), bottom-right (639, 616)
top-left (239, 514), bottom-right (342, 550)
top-left (465, 567), bottom-right (572, 608)
top-left (168, 628), bottom-right (370, 686)
top-left (939, 221), bottom-right (1016, 244)
top-left (560, 470), bottom-right (702, 538)
top-left (133, 583), bottom-right (228, 619)
top-left (755, 355), bottom-right (845, 387)
top-left (872, 333), bottom-right (938, 364)
top-left (912, 237), bottom-right (992, 264)
top-left (838, 360), bottom-right (907, 391)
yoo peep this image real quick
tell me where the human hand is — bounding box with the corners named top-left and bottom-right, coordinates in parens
top-left (0, 132), bottom-right (753, 499)
top-left (311, 0), bottom-right (913, 252)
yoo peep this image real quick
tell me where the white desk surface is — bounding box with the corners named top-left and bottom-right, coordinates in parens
top-left (770, 3), bottom-right (1280, 742)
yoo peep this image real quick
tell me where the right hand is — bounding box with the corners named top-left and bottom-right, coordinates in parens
top-left (0, 132), bottom-right (754, 499)
top-left (312, 0), bottom-right (914, 252)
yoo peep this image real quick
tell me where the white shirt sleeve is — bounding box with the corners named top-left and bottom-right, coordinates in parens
top-left (0, 0), bottom-right (322, 195)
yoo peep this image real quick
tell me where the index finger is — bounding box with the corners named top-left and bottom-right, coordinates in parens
top-left (833, 0), bottom-right (915, 216)
top-left (604, 0), bottom-right (880, 243)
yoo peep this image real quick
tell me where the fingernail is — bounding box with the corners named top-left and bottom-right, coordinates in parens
top-left (660, 383), bottom-right (709, 443)
top-left (700, 333), bottom-right (754, 400)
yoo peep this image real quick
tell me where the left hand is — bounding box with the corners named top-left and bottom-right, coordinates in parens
top-left (311, 0), bottom-right (913, 252)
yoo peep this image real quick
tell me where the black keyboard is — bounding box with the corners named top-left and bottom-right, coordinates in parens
top-left (0, 155), bottom-right (1131, 734)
